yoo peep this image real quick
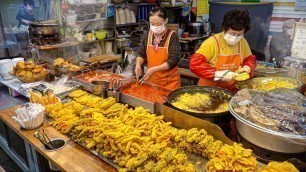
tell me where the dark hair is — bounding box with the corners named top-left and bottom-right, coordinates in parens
top-left (24, 0), bottom-right (35, 6)
top-left (222, 9), bottom-right (250, 33)
top-left (148, 7), bottom-right (167, 20)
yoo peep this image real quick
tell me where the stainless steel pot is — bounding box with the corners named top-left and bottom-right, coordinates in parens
top-left (187, 22), bottom-right (204, 37)
top-left (229, 99), bottom-right (306, 153)
top-left (91, 80), bottom-right (109, 98)
top-left (29, 20), bottom-right (60, 45)
top-left (116, 38), bottom-right (130, 47)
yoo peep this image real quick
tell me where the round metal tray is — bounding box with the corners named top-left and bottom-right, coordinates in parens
top-left (229, 98), bottom-right (306, 153)
top-left (237, 77), bottom-right (302, 91)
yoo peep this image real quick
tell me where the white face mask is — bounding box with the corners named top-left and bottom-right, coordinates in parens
top-left (224, 33), bottom-right (243, 45)
top-left (150, 24), bottom-right (166, 35)
top-left (287, 29), bottom-right (293, 36)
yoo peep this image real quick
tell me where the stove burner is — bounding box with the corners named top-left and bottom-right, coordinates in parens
top-left (237, 133), bottom-right (306, 171)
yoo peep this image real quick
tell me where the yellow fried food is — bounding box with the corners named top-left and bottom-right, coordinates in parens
top-left (26, 71), bottom-right (32, 77)
top-left (30, 91), bottom-right (59, 106)
top-left (172, 93), bottom-right (229, 113)
top-left (235, 72), bottom-right (250, 81)
top-left (69, 89), bottom-right (88, 98)
top-left (260, 161), bottom-right (298, 172)
top-left (54, 58), bottom-right (65, 66)
top-left (205, 143), bottom-right (258, 172)
top-left (16, 62), bottom-right (25, 70)
top-left (252, 80), bottom-right (297, 91)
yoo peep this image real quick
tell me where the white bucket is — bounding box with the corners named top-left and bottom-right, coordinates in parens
top-left (0, 59), bottom-right (13, 73)
top-left (0, 59), bottom-right (13, 80)
top-left (12, 57), bottom-right (24, 66)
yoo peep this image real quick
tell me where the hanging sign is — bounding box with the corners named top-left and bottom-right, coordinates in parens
top-left (197, 0), bottom-right (209, 16)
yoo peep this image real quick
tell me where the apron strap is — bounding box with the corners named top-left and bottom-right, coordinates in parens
top-left (238, 41), bottom-right (241, 54)
top-left (212, 35), bottom-right (221, 54)
top-left (147, 30), bottom-right (153, 46)
top-left (164, 30), bottom-right (174, 48)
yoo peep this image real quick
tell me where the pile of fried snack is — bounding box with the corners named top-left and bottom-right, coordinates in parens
top-left (42, 89), bottom-right (298, 172)
top-left (30, 91), bottom-right (59, 106)
top-left (53, 58), bottom-right (83, 72)
top-left (12, 62), bottom-right (47, 82)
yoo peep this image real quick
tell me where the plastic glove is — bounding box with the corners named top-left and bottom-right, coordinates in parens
top-left (237, 65), bottom-right (251, 74)
top-left (214, 70), bottom-right (238, 81)
top-left (223, 71), bottom-right (238, 81)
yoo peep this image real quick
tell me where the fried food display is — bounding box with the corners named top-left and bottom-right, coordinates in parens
top-left (12, 62), bottom-right (47, 83)
top-left (53, 58), bottom-right (83, 72)
top-left (260, 161), bottom-right (299, 172)
top-left (172, 93), bottom-right (229, 113)
top-left (29, 91), bottom-right (59, 106)
top-left (234, 72), bottom-right (250, 81)
top-left (237, 77), bottom-right (301, 91)
top-left (43, 89), bottom-right (299, 172)
top-left (205, 143), bottom-right (258, 172)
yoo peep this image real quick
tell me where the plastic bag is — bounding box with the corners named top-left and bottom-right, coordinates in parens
top-left (117, 50), bottom-right (136, 77)
top-left (232, 88), bottom-right (306, 136)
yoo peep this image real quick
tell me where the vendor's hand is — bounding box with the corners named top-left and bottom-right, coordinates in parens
top-left (237, 65), bottom-right (251, 74)
top-left (140, 67), bottom-right (157, 83)
top-left (214, 70), bottom-right (237, 81)
top-left (135, 64), bottom-right (142, 80)
top-left (223, 71), bottom-right (238, 81)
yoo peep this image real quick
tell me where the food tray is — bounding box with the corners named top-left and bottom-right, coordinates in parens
top-left (10, 69), bottom-right (49, 83)
top-left (44, 109), bottom-right (215, 171)
top-left (72, 70), bottom-right (127, 92)
top-left (81, 55), bottom-right (120, 64)
top-left (18, 81), bottom-right (80, 97)
top-left (120, 82), bottom-right (172, 104)
top-left (236, 77), bottom-right (302, 91)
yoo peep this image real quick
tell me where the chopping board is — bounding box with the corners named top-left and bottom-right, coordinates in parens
top-left (81, 55), bottom-right (120, 64)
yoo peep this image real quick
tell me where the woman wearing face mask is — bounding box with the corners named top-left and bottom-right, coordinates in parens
top-left (135, 7), bottom-right (181, 89)
top-left (189, 9), bottom-right (256, 92)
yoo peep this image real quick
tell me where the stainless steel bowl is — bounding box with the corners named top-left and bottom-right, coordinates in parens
top-left (229, 99), bottom-right (306, 153)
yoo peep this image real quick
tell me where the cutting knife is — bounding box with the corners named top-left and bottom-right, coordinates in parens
top-left (154, 103), bottom-right (233, 146)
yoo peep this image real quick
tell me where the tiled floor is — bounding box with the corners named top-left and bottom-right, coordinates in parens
top-left (0, 83), bottom-right (26, 172)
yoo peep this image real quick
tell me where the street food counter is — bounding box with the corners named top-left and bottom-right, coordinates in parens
top-left (0, 61), bottom-right (305, 171)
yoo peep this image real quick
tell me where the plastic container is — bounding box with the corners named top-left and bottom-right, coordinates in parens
top-left (0, 59), bottom-right (13, 73)
top-left (95, 30), bottom-right (107, 40)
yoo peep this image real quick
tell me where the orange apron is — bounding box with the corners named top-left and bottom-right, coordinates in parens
top-left (198, 35), bottom-right (242, 91)
top-left (146, 30), bottom-right (181, 90)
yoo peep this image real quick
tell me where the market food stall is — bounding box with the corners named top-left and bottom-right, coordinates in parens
top-left (0, 0), bottom-right (305, 172)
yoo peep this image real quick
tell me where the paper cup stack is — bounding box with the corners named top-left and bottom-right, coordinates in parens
top-left (13, 103), bottom-right (45, 130)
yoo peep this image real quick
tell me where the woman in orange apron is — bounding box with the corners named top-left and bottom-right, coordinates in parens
top-left (135, 7), bottom-right (181, 90)
top-left (189, 9), bottom-right (256, 92)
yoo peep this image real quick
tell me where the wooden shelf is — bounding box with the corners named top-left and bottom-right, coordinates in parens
top-left (116, 23), bottom-right (139, 27)
top-left (29, 38), bottom-right (116, 50)
top-left (110, 2), bottom-right (157, 6)
top-left (76, 17), bottom-right (107, 23)
top-left (65, 2), bottom-right (106, 5)
top-left (29, 42), bottom-right (79, 50)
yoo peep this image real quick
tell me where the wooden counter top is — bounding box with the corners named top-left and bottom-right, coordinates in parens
top-left (0, 106), bottom-right (116, 172)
